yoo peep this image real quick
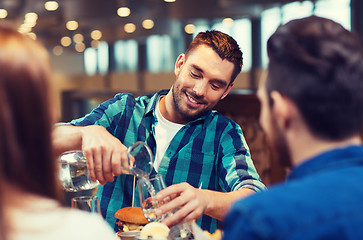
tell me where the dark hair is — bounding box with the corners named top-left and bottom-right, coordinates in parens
top-left (185, 30), bottom-right (243, 83)
top-left (0, 24), bottom-right (58, 239)
top-left (266, 16), bottom-right (363, 140)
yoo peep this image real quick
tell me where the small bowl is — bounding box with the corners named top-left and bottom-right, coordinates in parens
top-left (117, 231), bottom-right (141, 240)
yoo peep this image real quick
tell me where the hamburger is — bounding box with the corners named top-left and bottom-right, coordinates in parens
top-left (115, 207), bottom-right (149, 233)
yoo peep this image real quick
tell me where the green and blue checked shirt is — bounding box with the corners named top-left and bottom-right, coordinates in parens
top-left (69, 89), bottom-right (266, 232)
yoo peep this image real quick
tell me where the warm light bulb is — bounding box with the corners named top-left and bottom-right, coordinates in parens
top-left (222, 18), bottom-right (234, 27)
top-left (142, 19), bottom-right (154, 29)
top-left (18, 24), bottom-right (32, 34)
top-left (75, 42), bottom-right (86, 52)
top-left (45, 1), bottom-right (59, 11)
top-left (91, 30), bottom-right (102, 40)
top-left (73, 33), bottom-right (84, 43)
top-left (124, 23), bottom-right (136, 33)
top-left (184, 24), bottom-right (195, 34)
top-left (53, 45), bottom-right (63, 56)
top-left (25, 12), bottom-right (38, 21)
top-left (0, 9), bottom-right (8, 19)
top-left (117, 7), bottom-right (130, 17)
top-left (91, 40), bottom-right (99, 49)
top-left (60, 36), bottom-right (72, 47)
top-left (27, 32), bottom-right (37, 40)
top-left (66, 20), bottom-right (79, 31)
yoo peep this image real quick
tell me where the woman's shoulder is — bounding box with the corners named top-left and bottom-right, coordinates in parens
top-left (57, 208), bottom-right (118, 240)
top-left (8, 197), bottom-right (118, 240)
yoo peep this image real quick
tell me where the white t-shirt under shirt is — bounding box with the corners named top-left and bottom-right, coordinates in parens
top-left (154, 98), bottom-right (184, 172)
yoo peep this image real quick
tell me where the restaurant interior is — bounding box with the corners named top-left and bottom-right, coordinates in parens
top-left (2, 0), bottom-right (362, 186)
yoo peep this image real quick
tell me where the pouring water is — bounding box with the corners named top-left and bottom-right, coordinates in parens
top-left (59, 141), bottom-right (154, 192)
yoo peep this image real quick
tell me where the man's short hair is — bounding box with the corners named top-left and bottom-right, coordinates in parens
top-left (267, 16), bottom-right (363, 140)
top-left (185, 30), bottom-right (243, 84)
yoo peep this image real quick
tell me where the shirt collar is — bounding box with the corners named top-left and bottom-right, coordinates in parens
top-left (288, 145), bottom-right (363, 181)
top-left (145, 89), bottom-right (169, 116)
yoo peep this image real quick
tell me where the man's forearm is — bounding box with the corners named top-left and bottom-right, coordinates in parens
top-left (204, 188), bottom-right (255, 220)
top-left (52, 125), bottom-right (83, 157)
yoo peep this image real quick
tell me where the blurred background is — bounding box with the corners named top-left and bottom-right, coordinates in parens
top-left (1, 0), bottom-right (360, 185)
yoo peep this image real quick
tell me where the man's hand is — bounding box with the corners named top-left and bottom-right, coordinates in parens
top-left (154, 182), bottom-right (208, 227)
top-left (154, 182), bottom-right (256, 227)
top-left (80, 125), bottom-right (128, 184)
top-left (53, 124), bottom-right (129, 185)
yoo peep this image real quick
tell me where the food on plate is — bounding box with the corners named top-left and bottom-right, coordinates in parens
top-left (139, 222), bottom-right (170, 239)
top-left (115, 207), bottom-right (149, 233)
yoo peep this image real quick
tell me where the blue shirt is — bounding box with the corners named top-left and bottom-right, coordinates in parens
top-left (223, 145), bottom-right (363, 240)
top-left (70, 89), bottom-right (265, 232)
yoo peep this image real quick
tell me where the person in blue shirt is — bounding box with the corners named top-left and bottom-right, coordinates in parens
top-left (53, 30), bottom-right (265, 232)
top-left (223, 16), bottom-right (363, 240)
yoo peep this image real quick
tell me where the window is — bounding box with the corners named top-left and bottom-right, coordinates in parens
top-left (315, 0), bottom-right (351, 30)
top-left (84, 47), bottom-right (97, 76)
top-left (114, 40), bottom-right (138, 72)
top-left (261, 7), bottom-right (281, 68)
top-left (282, 1), bottom-right (314, 24)
top-left (211, 19), bottom-right (252, 71)
top-left (261, 0), bottom-right (351, 69)
top-left (146, 35), bottom-right (174, 72)
top-left (97, 41), bottom-right (109, 75)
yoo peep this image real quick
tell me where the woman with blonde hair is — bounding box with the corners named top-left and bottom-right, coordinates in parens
top-left (0, 24), bottom-right (117, 240)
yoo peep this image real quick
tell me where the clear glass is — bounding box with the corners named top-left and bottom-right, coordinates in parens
top-left (138, 174), bottom-right (193, 238)
top-left (71, 196), bottom-right (101, 214)
top-left (59, 141), bottom-right (154, 192)
top-left (138, 174), bottom-right (172, 222)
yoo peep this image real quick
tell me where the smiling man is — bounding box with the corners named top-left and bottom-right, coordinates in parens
top-left (53, 30), bottom-right (265, 233)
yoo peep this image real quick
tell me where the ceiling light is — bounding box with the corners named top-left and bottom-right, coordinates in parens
top-left (25, 12), bottom-right (38, 21)
top-left (27, 32), bottom-right (37, 40)
top-left (0, 9), bottom-right (8, 19)
top-left (184, 24), bottom-right (195, 34)
top-left (222, 18), bottom-right (234, 27)
top-left (60, 36), bottom-right (72, 47)
top-left (91, 40), bottom-right (99, 49)
top-left (66, 20), bottom-right (78, 31)
top-left (117, 7), bottom-right (130, 17)
top-left (75, 42), bottom-right (86, 52)
top-left (53, 45), bottom-right (63, 56)
top-left (45, 1), bottom-right (59, 11)
top-left (24, 20), bottom-right (37, 28)
top-left (18, 24), bottom-right (32, 34)
top-left (164, 0), bottom-right (176, 2)
top-left (142, 19), bottom-right (154, 30)
top-left (124, 23), bottom-right (136, 33)
top-left (91, 30), bottom-right (102, 40)
top-left (73, 33), bottom-right (84, 43)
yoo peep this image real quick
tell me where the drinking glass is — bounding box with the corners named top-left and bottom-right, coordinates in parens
top-left (137, 174), bottom-right (172, 222)
top-left (59, 141), bottom-right (154, 192)
top-left (71, 196), bottom-right (101, 214)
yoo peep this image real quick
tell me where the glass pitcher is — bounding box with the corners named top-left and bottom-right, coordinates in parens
top-left (59, 141), bottom-right (154, 192)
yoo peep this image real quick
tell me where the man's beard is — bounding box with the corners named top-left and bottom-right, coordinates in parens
top-left (172, 85), bottom-right (210, 122)
top-left (267, 114), bottom-right (293, 169)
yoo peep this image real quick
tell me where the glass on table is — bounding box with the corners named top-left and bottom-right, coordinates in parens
top-left (137, 174), bottom-right (172, 222)
top-left (71, 196), bottom-right (101, 214)
top-left (138, 174), bottom-right (193, 239)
